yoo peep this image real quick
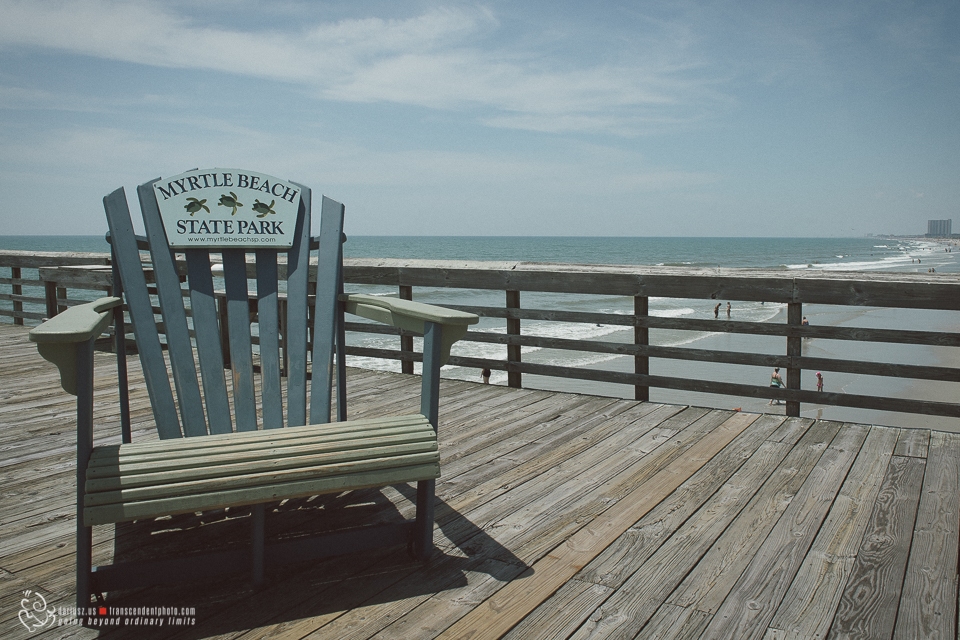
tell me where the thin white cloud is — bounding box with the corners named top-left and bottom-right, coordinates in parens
top-left (0, 0), bottom-right (729, 135)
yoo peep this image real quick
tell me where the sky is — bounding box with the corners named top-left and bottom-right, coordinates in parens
top-left (1, 0), bottom-right (958, 237)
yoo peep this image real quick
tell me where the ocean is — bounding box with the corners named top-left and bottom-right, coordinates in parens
top-left (3, 235), bottom-right (958, 272)
top-left (3, 235), bottom-right (958, 429)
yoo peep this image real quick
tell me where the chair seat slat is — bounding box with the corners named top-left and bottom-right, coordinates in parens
top-left (85, 443), bottom-right (439, 499)
top-left (87, 415), bottom-right (429, 462)
top-left (86, 425), bottom-right (437, 480)
top-left (84, 462), bottom-right (441, 526)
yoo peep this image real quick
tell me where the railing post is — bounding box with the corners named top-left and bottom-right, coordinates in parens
top-left (786, 301), bottom-right (802, 417)
top-left (57, 286), bottom-right (67, 315)
top-left (12, 267), bottom-right (23, 325)
top-left (280, 298), bottom-right (288, 377)
top-left (218, 295), bottom-right (231, 369)
top-left (507, 290), bottom-right (521, 388)
top-left (44, 281), bottom-right (58, 319)
top-left (634, 295), bottom-right (649, 402)
top-left (400, 285), bottom-right (414, 375)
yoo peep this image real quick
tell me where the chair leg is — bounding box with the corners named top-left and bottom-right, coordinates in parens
top-left (75, 339), bottom-right (95, 612)
top-left (413, 479), bottom-right (436, 561)
top-left (251, 504), bottom-right (265, 588)
top-left (77, 522), bottom-right (92, 611)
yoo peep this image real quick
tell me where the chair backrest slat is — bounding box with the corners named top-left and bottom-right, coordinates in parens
top-left (137, 182), bottom-right (208, 437)
top-left (222, 249), bottom-right (258, 431)
top-left (107, 172), bottom-right (337, 440)
top-left (285, 187), bottom-right (312, 427)
top-left (104, 187), bottom-right (183, 439)
top-left (256, 251), bottom-right (283, 429)
top-left (309, 196), bottom-right (345, 425)
top-left (184, 249), bottom-right (233, 434)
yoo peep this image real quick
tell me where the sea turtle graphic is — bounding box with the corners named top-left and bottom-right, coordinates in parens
top-left (252, 199), bottom-right (276, 218)
top-left (184, 198), bottom-right (210, 216)
top-left (218, 192), bottom-right (243, 215)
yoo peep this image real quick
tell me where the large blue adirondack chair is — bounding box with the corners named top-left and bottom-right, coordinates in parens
top-left (28, 169), bottom-right (478, 609)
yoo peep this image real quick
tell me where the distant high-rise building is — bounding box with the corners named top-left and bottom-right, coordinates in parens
top-left (927, 219), bottom-right (952, 236)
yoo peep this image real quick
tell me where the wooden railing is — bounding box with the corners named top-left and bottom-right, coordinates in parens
top-left (0, 251), bottom-right (111, 323)
top-left (3, 250), bottom-right (959, 421)
top-left (343, 259), bottom-right (960, 421)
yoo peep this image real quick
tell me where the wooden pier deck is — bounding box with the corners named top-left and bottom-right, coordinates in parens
top-left (1, 321), bottom-right (958, 639)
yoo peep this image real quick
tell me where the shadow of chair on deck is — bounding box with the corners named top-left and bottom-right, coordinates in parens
top-left (103, 486), bottom-right (529, 638)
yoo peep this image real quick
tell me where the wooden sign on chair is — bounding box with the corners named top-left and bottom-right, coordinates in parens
top-left (153, 168), bottom-right (302, 248)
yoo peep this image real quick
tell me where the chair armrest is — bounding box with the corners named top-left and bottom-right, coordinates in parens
top-left (340, 293), bottom-right (478, 366)
top-left (29, 297), bottom-right (122, 394)
top-left (29, 297), bottom-right (122, 344)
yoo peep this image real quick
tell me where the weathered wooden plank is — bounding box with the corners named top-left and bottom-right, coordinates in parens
top-left (448, 305), bottom-right (960, 349)
top-left (563, 419), bottom-right (791, 639)
top-left (438, 407), bottom-right (718, 554)
top-left (667, 419), bottom-right (837, 614)
top-left (893, 427), bottom-right (930, 458)
top-left (0, 276), bottom-right (44, 288)
top-left (440, 402), bottom-right (676, 516)
top-left (500, 580), bottom-right (613, 640)
top-left (343, 259), bottom-right (960, 309)
top-left (641, 604), bottom-right (713, 640)
top-left (514, 361), bottom-right (960, 418)
top-left (828, 455), bottom-right (926, 639)
top-left (436, 411), bottom-right (760, 640)
top-left (892, 431), bottom-right (960, 640)
top-left (167, 545), bottom-right (420, 640)
top-left (765, 425), bottom-right (900, 640)
top-left (701, 423), bottom-right (870, 640)
top-left (38, 265), bottom-right (115, 290)
top-left (9, 250), bottom-right (960, 308)
top-left (458, 329), bottom-right (960, 381)
top-left (361, 557), bottom-right (528, 640)
top-left (436, 396), bottom-right (628, 489)
top-left (0, 292), bottom-right (49, 305)
top-left (578, 415), bottom-right (788, 588)
top-left (438, 392), bottom-right (605, 467)
top-left (0, 250), bottom-right (110, 268)
top-left (0, 308), bottom-right (45, 321)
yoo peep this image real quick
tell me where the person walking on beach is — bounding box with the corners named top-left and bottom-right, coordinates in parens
top-left (726, 301), bottom-right (731, 317)
top-left (768, 367), bottom-right (784, 405)
top-left (481, 367), bottom-right (491, 384)
top-left (714, 303), bottom-right (721, 318)
top-left (816, 371), bottom-right (823, 392)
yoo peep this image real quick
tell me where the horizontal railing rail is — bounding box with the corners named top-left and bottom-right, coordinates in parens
top-left (2, 250), bottom-right (958, 421)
